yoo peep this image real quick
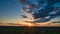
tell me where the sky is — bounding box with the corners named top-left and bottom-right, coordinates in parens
top-left (0, 0), bottom-right (24, 23)
top-left (0, 0), bottom-right (60, 23)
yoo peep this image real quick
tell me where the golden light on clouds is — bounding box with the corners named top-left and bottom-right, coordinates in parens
top-left (0, 21), bottom-right (60, 26)
top-left (16, 21), bottom-right (60, 27)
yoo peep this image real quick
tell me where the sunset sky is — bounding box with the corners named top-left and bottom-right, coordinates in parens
top-left (0, 0), bottom-right (60, 23)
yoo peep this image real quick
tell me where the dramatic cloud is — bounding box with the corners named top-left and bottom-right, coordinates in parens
top-left (19, 0), bottom-right (60, 22)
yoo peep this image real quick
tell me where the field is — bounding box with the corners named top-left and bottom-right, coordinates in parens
top-left (0, 26), bottom-right (60, 34)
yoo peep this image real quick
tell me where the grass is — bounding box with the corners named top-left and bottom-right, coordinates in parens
top-left (0, 26), bottom-right (60, 34)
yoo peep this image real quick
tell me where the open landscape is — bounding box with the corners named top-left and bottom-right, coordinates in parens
top-left (0, 26), bottom-right (60, 34)
top-left (0, 0), bottom-right (60, 34)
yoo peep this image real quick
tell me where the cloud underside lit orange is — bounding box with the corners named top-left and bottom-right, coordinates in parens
top-left (0, 21), bottom-right (60, 27)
